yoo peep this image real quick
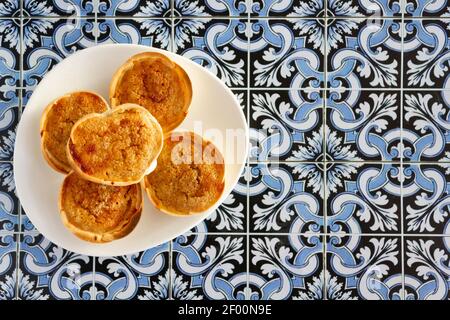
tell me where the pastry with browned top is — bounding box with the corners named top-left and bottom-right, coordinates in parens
top-left (109, 52), bottom-right (192, 132)
top-left (67, 104), bottom-right (163, 186)
top-left (59, 172), bottom-right (142, 243)
top-left (144, 131), bottom-right (225, 216)
top-left (40, 91), bottom-right (109, 173)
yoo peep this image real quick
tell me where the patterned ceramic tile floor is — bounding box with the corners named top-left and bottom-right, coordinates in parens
top-left (1, 0), bottom-right (450, 300)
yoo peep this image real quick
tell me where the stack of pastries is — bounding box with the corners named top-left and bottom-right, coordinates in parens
top-left (40, 52), bottom-right (225, 243)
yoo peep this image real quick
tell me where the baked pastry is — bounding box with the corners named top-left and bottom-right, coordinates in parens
top-left (144, 132), bottom-right (225, 216)
top-left (67, 104), bottom-right (163, 186)
top-left (109, 52), bottom-right (192, 132)
top-left (59, 172), bottom-right (142, 243)
top-left (40, 91), bottom-right (109, 173)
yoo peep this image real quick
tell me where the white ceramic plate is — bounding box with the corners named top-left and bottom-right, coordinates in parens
top-left (14, 44), bottom-right (248, 256)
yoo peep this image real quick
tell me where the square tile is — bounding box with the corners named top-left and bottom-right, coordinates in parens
top-left (326, 90), bottom-right (401, 161)
top-left (19, 230), bottom-right (95, 300)
top-left (250, 90), bottom-right (324, 162)
top-left (177, 0), bottom-right (247, 17)
top-left (23, 0), bottom-right (95, 16)
top-left (0, 90), bottom-right (20, 161)
top-left (94, 243), bottom-right (170, 300)
top-left (403, 164), bottom-right (450, 234)
top-left (326, 235), bottom-right (403, 300)
top-left (250, 19), bottom-right (325, 89)
top-left (23, 18), bottom-right (96, 93)
top-left (250, 0), bottom-right (325, 17)
top-left (327, 19), bottom-right (402, 90)
top-left (405, 0), bottom-right (450, 17)
top-left (0, 18), bottom-right (20, 87)
top-left (403, 20), bottom-right (450, 89)
top-left (0, 1), bottom-right (20, 17)
top-left (404, 236), bottom-right (450, 300)
top-left (175, 19), bottom-right (248, 88)
top-left (326, 163), bottom-right (402, 234)
top-left (403, 91), bottom-right (450, 161)
top-left (0, 162), bottom-right (19, 232)
top-left (98, 0), bottom-right (171, 17)
top-left (248, 234), bottom-right (324, 300)
top-left (248, 163), bottom-right (324, 233)
top-left (172, 234), bottom-right (247, 299)
top-left (96, 18), bottom-right (172, 50)
top-left (0, 233), bottom-right (17, 300)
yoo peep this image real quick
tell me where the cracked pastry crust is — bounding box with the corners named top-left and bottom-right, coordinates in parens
top-left (144, 131), bottom-right (225, 216)
top-left (67, 104), bottom-right (163, 186)
top-left (59, 172), bottom-right (142, 243)
top-left (40, 91), bottom-right (109, 173)
top-left (109, 52), bottom-right (192, 133)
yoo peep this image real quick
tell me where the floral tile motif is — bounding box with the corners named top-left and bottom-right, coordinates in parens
top-left (327, 19), bottom-right (402, 90)
top-left (94, 243), bottom-right (169, 300)
top-left (403, 91), bottom-right (450, 162)
top-left (250, 19), bottom-right (324, 89)
top-left (233, 89), bottom-right (248, 115)
top-left (0, 233), bottom-right (17, 300)
top-left (0, 90), bottom-right (20, 162)
top-left (0, 0), bottom-right (19, 17)
top-left (404, 236), bottom-right (450, 300)
top-left (172, 234), bottom-right (247, 300)
top-left (250, 90), bottom-right (323, 162)
top-left (403, 165), bottom-right (450, 234)
top-left (96, 18), bottom-right (172, 50)
top-left (19, 230), bottom-right (95, 300)
top-left (175, 19), bottom-right (248, 88)
top-left (326, 90), bottom-right (401, 161)
top-left (248, 235), bottom-right (324, 300)
top-left (326, 163), bottom-right (401, 234)
top-left (405, 0), bottom-right (450, 16)
top-left (22, 18), bottom-right (96, 93)
top-left (98, 0), bottom-right (170, 17)
top-left (0, 18), bottom-right (20, 88)
top-left (22, 0), bottom-right (95, 16)
top-left (177, 0), bottom-right (247, 17)
top-left (403, 20), bottom-right (450, 89)
top-left (248, 163), bottom-right (324, 233)
top-left (0, 162), bottom-right (19, 232)
top-left (326, 235), bottom-right (402, 300)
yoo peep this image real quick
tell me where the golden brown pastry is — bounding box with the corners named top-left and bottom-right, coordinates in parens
top-left (67, 104), bottom-right (163, 186)
top-left (109, 52), bottom-right (192, 132)
top-left (144, 131), bottom-right (225, 216)
top-left (40, 91), bottom-right (109, 173)
top-left (59, 172), bottom-right (142, 243)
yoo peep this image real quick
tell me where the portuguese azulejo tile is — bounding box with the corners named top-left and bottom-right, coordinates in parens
top-left (0, 90), bottom-right (20, 162)
top-left (326, 235), bottom-right (402, 300)
top-left (405, 0), bottom-right (450, 17)
top-left (404, 236), bottom-right (450, 300)
top-left (250, 90), bottom-right (323, 162)
top-left (327, 19), bottom-right (402, 90)
top-left (0, 233), bottom-right (17, 300)
top-left (326, 90), bottom-right (401, 161)
top-left (175, 19), bottom-right (248, 88)
top-left (96, 18), bottom-right (172, 50)
top-left (326, 163), bottom-right (401, 234)
top-left (176, 0), bottom-right (248, 17)
top-left (248, 163), bottom-right (324, 233)
top-left (22, 0), bottom-right (95, 16)
top-left (403, 164), bottom-right (450, 235)
top-left (98, 0), bottom-right (171, 17)
top-left (172, 234), bottom-right (247, 300)
top-left (0, 1), bottom-right (20, 17)
top-left (403, 91), bottom-right (450, 162)
top-left (94, 243), bottom-right (169, 300)
top-left (0, 161), bottom-right (19, 232)
top-left (248, 235), bottom-right (324, 300)
top-left (250, 19), bottom-right (324, 89)
top-left (19, 230), bottom-right (95, 300)
top-left (403, 20), bottom-right (450, 89)
top-left (0, 18), bottom-right (20, 88)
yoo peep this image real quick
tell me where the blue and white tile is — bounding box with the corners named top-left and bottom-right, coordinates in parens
top-left (172, 234), bottom-right (247, 300)
top-left (94, 243), bottom-right (169, 300)
top-left (403, 91), bottom-right (450, 161)
top-left (0, 90), bottom-right (20, 162)
top-left (98, 0), bottom-right (171, 17)
top-left (177, 0), bottom-right (247, 17)
top-left (403, 20), bottom-right (450, 89)
top-left (327, 19), bottom-right (402, 90)
top-left (250, 19), bottom-right (324, 89)
top-left (22, 18), bottom-right (96, 95)
top-left (326, 235), bottom-right (403, 300)
top-left (0, 233), bottom-right (17, 300)
top-left (0, 1), bottom-right (20, 17)
top-left (22, 0), bottom-right (95, 16)
top-left (326, 90), bottom-right (401, 161)
top-left (405, 0), bottom-right (450, 16)
top-left (404, 236), bottom-right (450, 300)
top-left (250, 90), bottom-right (323, 162)
top-left (403, 165), bottom-right (450, 234)
top-left (96, 18), bottom-right (172, 50)
top-left (175, 19), bottom-right (248, 88)
top-left (0, 162), bottom-right (19, 232)
top-left (248, 163), bottom-right (324, 233)
top-left (19, 230), bottom-right (95, 300)
top-left (326, 163), bottom-right (402, 234)
top-left (0, 17), bottom-right (20, 90)
top-left (248, 235), bottom-right (324, 300)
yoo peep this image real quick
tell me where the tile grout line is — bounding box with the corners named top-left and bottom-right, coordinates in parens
top-left (246, 3), bottom-right (251, 299)
top-left (322, 0), bottom-right (328, 300)
top-left (168, 240), bottom-right (173, 300)
top-left (400, 0), bottom-right (405, 300)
